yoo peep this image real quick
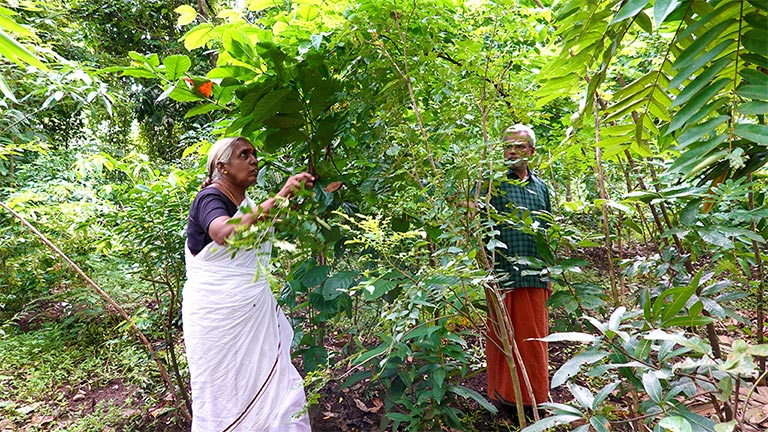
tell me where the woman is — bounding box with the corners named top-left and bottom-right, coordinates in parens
top-left (183, 136), bottom-right (314, 431)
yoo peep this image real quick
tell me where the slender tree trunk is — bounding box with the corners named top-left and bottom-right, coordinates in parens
top-left (749, 174), bottom-right (766, 375)
top-left (593, 96), bottom-right (620, 305)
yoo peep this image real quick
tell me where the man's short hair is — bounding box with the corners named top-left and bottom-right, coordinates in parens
top-left (503, 124), bottom-right (536, 147)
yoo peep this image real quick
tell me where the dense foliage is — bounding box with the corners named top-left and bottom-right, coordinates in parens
top-left (1, 0), bottom-right (766, 431)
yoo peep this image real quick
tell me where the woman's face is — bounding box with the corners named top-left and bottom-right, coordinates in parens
top-left (222, 140), bottom-right (259, 189)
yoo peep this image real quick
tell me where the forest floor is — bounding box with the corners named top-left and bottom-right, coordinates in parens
top-left (3, 244), bottom-right (768, 431)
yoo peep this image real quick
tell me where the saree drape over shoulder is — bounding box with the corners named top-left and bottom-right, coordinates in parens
top-left (182, 204), bottom-right (310, 432)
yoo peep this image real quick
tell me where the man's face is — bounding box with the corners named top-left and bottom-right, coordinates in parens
top-left (503, 133), bottom-right (534, 168)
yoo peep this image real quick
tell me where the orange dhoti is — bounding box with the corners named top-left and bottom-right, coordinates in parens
top-left (486, 287), bottom-right (550, 406)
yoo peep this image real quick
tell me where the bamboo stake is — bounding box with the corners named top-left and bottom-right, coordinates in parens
top-left (0, 201), bottom-right (192, 423)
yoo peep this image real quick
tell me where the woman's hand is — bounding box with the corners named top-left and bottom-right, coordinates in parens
top-left (276, 172), bottom-right (315, 199)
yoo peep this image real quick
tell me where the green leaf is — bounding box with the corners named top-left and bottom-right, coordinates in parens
top-left (669, 40), bottom-right (732, 91)
top-left (0, 73), bottom-right (17, 103)
top-left (743, 29), bottom-right (768, 57)
top-left (714, 420), bottom-right (737, 432)
top-left (174, 5), bottom-right (197, 26)
top-left (663, 315), bottom-right (714, 327)
top-left (610, 0), bottom-right (650, 25)
top-left (736, 83), bottom-right (768, 100)
top-left (673, 19), bottom-right (736, 71)
top-left (252, 88), bottom-right (291, 123)
top-left (163, 55), bottom-right (191, 81)
top-left (591, 416), bottom-right (611, 432)
top-left (699, 229), bottom-right (735, 248)
top-left (538, 332), bottom-right (597, 343)
top-left (183, 24), bottom-right (215, 51)
top-left (184, 103), bottom-right (224, 118)
top-left (668, 78), bottom-right (730, 133)
top-left (552, 350), bottom-right (608, 388)
top-left (642, 372), bottom-right (662, 404)
top-left (738, 101), bottom-right (768, 115)
top-left (521, 415), bottom-right (582, 432)
top-left (567, 383), bottom-right (594, 410)
top-left (661, 277), bottom-right (699, 322)
top-left (302, 265), bottom-right (329, 288)
top-left (658, 416), bottom-right (693, 432)
top-left (322, 271), bottom-right (357, 300)
top-left (676, 116), bottom-right (728, 149)
top-left (0, 14), bottom-right (34, 37)
top-left (167, 86), bottom-right (205, 103)
top-left (247, 0), bottom-right (279, 12)
top-left (654, 0), bottom-right (682, 25)
top-left (593, 381), bottom-right (620, 407)
top-left (734, 124), bottom-right (768, 144)
top-left (449, 386), bottom-right (498, 413)
top-left (670, 57), bottom-right (730, 109)
top-left (0, 28), bottom-right (46, 70)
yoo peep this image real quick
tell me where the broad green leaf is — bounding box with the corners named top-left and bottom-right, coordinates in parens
top-left (608, 306), bottom-right (626, 331)
top-left (0, 29), bottom-right (46, 70)
top-left (611, 0), bottom-right (650, 25)
top-left (661, 275), bottom-right (700, 322)
top-left (551, 350), bottom-right (608, 388)
top-left (593, 381), bottom-right (620, 407)
top-left (714, 420), bottom-right (737, 432)
top-left (642, 372), bottom-right (663, 403)
top-left (520, 415), bottom-right (582, 432)
top-left (567, 383), bottom-right (595, 410)
top-left (747, 344), bottom-right (768, 356)
top-left (738, 102), bottom-right (768, 115)
top-left (252, 88), bottom-right (291, 123)
top-left (0, 14), bottom-right (34, 37)
top-left (539, 402), bottom-right (584, 417)
top-left (184, 103), bottom-right (224, 118)
top-left (658, 416), bottom-right (693, 432)
top-left (322, 271), bottom-right (357, 300)
top-left (167, 86), bottom-right (205, 103)
top-left (174, 5), bottom-right (197, 26)
top-left (537, 332), bottom-right (597, 343)
top-left (591, 416), bottom-right (611, 432)
top-left (247, 0), bottom-right (279, 12)
top-left (743, 29), bottom-right (768, 57)
top-left (736, 84), bottom-right (768, 100)
top-left (654, 0), bottom-right (681, 25)
top-left (663, 315), bottom-right (714, 327)
top-left (183, 24), bottom-right (215, 51)
top-left (699, 229), bottom-right (735, 248)
top-left (747, 0), bottom-right (768, 11)
top-left (163, 55), bottom-right (191, 81)
top-left (449, 386), bottom-right (497, 413)
top-left (734, 123), bottom-right (768, 144)
top-left (302, 264), bottom-right (329, 287)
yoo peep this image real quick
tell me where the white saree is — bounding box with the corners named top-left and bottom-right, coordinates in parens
top-left (182, 202), bottom-right (311, 432)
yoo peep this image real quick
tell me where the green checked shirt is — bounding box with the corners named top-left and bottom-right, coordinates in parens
top-left (489, 169), bottom-right (552, 290)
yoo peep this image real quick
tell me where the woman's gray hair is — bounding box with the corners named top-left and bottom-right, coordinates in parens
top-left (503, 124), bottom-right (536, 147)
top-left (202, 136), bottom-right (250, 188)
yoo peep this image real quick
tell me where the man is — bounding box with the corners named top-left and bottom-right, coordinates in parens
top-left (485, 124), bottom-right (552, 412)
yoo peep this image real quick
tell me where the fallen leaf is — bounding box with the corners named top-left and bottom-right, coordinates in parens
top-left (354, 398), bottom-right (383, 413)
top-left (324, 181), bottom-right (343, 193)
